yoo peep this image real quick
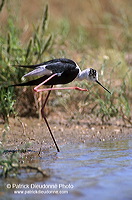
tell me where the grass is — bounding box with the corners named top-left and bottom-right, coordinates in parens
top-left (0, 125), bottom-right (48, 178)
top-left (0, 0), bottom-right (132, 178)
top-left (0, 1), bottom-right (131, 124)
top-left (0, 147), bottom-right (48, 178)
top-left (0, 4), bottom-right (53, 122)
top-left (0, 87), bottom-right (15, 123)
top-left (0, 0), bottom-right (131, 123)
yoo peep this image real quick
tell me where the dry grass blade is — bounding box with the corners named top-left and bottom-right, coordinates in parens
top-left (42, 4), bottom-right (48, 33)
top-left (0, 0), bottom-right (5, 12)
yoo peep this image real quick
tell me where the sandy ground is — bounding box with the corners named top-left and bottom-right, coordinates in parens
top-left (0, 114), bottom-right (132, 152)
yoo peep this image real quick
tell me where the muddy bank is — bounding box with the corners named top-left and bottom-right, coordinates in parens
top-left (0, 114), bottom-right (132, 152)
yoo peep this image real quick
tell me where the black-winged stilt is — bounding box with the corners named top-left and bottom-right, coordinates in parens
top-left (12, 58), bottom-right (111, 152)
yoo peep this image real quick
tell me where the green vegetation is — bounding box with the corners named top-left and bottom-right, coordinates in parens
top-left (0, 4), bottom-right (52, 122)
top-left (0, 1), bottom-right (131, 124)
top-left (0, 3), bottom-right (53, 178)
top-left (0, 143), bottom-right (20, 178)
top-left (0, 0), bottom-right (132, 178)
top-left (0, 126), bottom-right (48, 178)
top-left (0, 146), bottom-right (48, 178)
top-left (0, 87), bottom-right (15, 123)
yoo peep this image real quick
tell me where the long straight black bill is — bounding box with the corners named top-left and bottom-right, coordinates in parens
top-left (96, 80), bottom-right (111, 94)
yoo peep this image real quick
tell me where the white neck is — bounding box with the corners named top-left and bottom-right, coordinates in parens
top-left (76, 69), bottom-right (90, 81)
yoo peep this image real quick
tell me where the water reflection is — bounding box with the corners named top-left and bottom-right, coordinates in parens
top-left (43, 139), bottom-right (132, 200)
top-left (0, 139), bottom-right (132, 200)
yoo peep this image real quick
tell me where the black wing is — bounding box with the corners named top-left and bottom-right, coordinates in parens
top-left (11, 58), bottom-right (79, 86)
top-left (11, 69), bottom-right (79, 86)
top-left (45, 58), bottom-right (77, 74)
top-left (14, 58), bottom-right (76, 70)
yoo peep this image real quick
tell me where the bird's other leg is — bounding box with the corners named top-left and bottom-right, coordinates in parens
top-left (33, 73), bottom-right (88, 93)
top-left (40, 85), bottom-right (60, 152)
top-left (35, 86), bottom-right (88, 92)
top-left (34, 73), bottom-right (58, 92)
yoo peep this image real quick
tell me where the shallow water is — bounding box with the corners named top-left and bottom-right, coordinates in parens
top-left (1, 139), bottom-right (132, 200)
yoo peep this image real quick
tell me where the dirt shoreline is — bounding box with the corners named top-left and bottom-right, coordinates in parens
top-left (0, 115), bottom-right (132, 152)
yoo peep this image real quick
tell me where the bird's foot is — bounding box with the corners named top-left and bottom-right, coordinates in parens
top-left (75, 87), bottom-right (88, 91)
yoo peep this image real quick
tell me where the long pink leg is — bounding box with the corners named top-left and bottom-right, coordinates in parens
top-left (33, 73), bottom-right (88, 92)
top-left (35, 86), bottom-right (88, 92)
top-left (33, 73), bottom-right (88, 152)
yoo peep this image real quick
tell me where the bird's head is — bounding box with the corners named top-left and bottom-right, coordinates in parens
top-left (87, 68), bottom-right (111, 94)
top-left (88, 68), bottom-right (98, 82)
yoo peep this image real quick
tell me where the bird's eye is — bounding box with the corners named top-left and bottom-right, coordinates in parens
top-left (90, 68), bottom-right (96, 78)
top-left (93, 70), bottom-right (96, 78)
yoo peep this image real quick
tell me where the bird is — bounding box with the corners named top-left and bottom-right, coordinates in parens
top-left (11, 58), bottom-right (111, 152)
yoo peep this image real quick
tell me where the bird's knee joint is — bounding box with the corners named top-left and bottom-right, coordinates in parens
top-left (75, 87), bottom-right (80, 90)
top-left (33, 88), bottom-right (38, 92)
top-left (57, 72), bottom-right (62, 77)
